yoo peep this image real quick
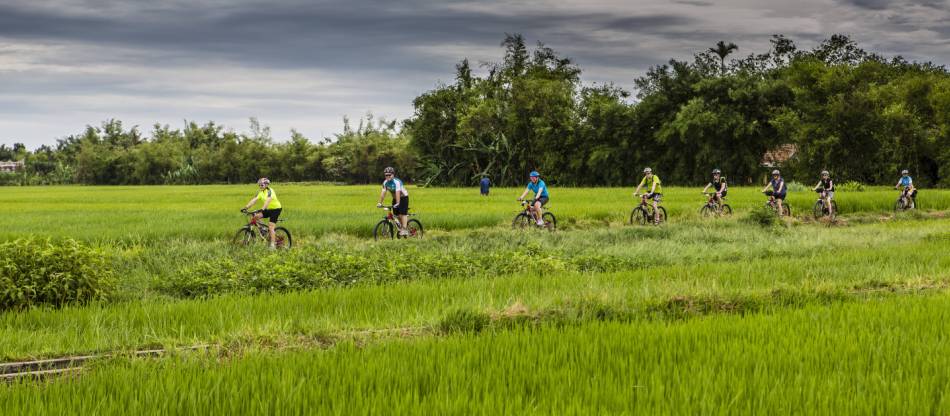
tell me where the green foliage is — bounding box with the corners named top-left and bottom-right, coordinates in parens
top-left (0, 239), bottom-right (114, 310)
top-left (837, 181), bottom-right (866, 192)
top-left (744, 205), bottom-right (780, 228)
top-left (439, 308), bottom-right (491, 334)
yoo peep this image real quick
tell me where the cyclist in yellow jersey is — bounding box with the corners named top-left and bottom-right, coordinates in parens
top-left (241, 177), bottom-right (282, 248)
top-left (633, 167), bottom-right (663, 224)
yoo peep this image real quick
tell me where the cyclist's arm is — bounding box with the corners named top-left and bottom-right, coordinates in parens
top-left (244, 196), bottom-right (258, 210)
top-left (262, 196), bottom-right (272, 211)
top-left (895, 180), bottom-right (901, 189)
top-left (813, 181), bottom-right (821, 191)
top-left (394, 191), bottom-right (401, 207)
top-left (518, 187), bottom-right (530, 200)
top-left (702, 183), bottom-right (710, 193)
top-left (718, 181), bottom-right (726, 193)
top-left (779, 180), bottom-right (786, 193)
top-left (649, 181), bottom-right (657, 195)
top-left (378, 188), bottom-right (387, 205)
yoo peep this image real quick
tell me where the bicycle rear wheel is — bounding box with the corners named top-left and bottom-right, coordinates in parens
top-left (274, 227), bottom-right (292, 249)
top-left (232, 228), bottom-right (255, 246)
top-left (542, 212), bottom-right (556, 231)
top-left (374, 220), bottom-right (394, 240)
top-left (512, 213), bottom-right (532, 229)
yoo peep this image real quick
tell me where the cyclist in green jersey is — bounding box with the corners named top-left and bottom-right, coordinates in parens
top-left (633, 167), bottom-right (663, 225)
top-left (241, 177), bottom-right (282, 248)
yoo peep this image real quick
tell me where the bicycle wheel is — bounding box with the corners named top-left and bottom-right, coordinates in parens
top-left (782, 204), bottom-right (791, 217)
top-left (894, 198), bottom-right (905, 212)
top-left (512, 213), bottom-right (532, 229)
top-left (274, 227), bottom-right (292, 249)
top-left (374, 220), bottom-right (394, 240)
top-left (700, 205), bottom-right (714, 217)
top-left (631, 207), bottom-right (648, 225)
top-left (232, 227), bottom-right (254, 246)
top-left (721, 204), bottom-right (732, 216)
top-left (813, 201), bottom-right (824, 219)
top-left (404, 219), bottom-right (424, 238)
top-left (542, 212), bottom-right (556, 231)
top-left (656, 206), bottom-right (668, 224)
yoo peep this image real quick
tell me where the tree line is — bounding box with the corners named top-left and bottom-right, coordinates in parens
top-left (3, 33), bottom-right (949, 187)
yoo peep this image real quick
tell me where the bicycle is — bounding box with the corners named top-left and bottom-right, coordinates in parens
top-left (895, 188), bottom-right (917, 212)
top-left (700, 192), bottom-right (732, 217)
top-left (233, 209), bottom-right (292, 248)
top-left (812, 190), bottom-right (837, 220)
top-left (374, 206), bottom-right (423, 240)
top-left (763, 191), bottom-right (791, 216)
top-left (631, 194), bottom-right (667, 225)
top-left (512, 200), bottom-right (556, 230)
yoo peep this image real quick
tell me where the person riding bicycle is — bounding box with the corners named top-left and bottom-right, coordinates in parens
top-left (702, 168), bottom-right (727, 208)
top-left (517, 171), bottom-right (549, 226)
top-left (377, 167), bottom-right (411, 236)
top-left (895, 169), bottom-right (917, 209)
top-left (241, 177), bottom-right (282, 249)
top-left (812, 170), bottom-right (835, 217)
top-left (761, 169), bottom-right (787, 216)
top-left (633, 167), bottom-right (663, 225)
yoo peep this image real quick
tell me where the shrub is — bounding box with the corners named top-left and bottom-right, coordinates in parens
top-left (744, 205), bottom-right (780, 228)
top-left (837, 181), bottom-right (866, 192)
top-left (785, 181), bottom-right (807, 192)
top-left (0, 239), bottom-right (114, 310)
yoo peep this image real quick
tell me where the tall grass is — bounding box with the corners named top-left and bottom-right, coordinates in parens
top-left (4, 295), bottom-right (950, 414)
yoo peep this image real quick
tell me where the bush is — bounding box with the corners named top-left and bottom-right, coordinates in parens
top-left (837, 181), bottom-right (866, 192)
top-left (744, 205), bottom-right (780, 228)
top-left (439, 308), bottom-right (492, 334)
top-left (0, 239), bottom-right (114, 310)
top-left (785, 181), bottom-right (807, 192)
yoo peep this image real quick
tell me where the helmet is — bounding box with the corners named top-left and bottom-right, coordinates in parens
top-left (643, 167), bottom-right (652, 174)
top-left (712, 169), bottom-right (721, 175)
top-left (820, 170), bottom-right (829, 176)
top-left (771, 169), bottom-right (780, 176)
top-left (901, 169), bottom-right (909, 175)
top-left (257, 177), bottom-right (270, 186)
top-left (528, 171), bottom-right (540, 178)
top-left (383, 167), bottom-right (395, 175)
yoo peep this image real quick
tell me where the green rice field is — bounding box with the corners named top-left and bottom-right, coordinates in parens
top-left (2, 184), bottom-right (950, 414)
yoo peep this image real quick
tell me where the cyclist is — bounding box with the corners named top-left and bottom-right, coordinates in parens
top-left (702, 168), bottom-right (728, 208)
top-left (812, 170), bottom-right (835, 217)
top-left (895, 169), bottom-right (916, 208)
top-left (517, 171), bottom-right (549, 226)
top-left (633, 167), bottom-right (663, 225)
top-left (241, 177), bottom-right (282, 249)
top-left (377, 167), bottom-right (410, 236)
top-left (761, 169), bottom-right (787, 216)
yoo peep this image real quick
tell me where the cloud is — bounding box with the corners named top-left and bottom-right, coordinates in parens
top-left (0, 0), bottom-right (949, 147)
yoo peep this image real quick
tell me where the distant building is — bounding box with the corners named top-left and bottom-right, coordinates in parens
top-left (761, 144), bottom-right (798, 168)
top-left (0, 161), bottom-right (24, 173)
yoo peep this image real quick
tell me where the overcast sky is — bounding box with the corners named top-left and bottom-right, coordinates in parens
top-left (1, 0), bottom-right (948, 148)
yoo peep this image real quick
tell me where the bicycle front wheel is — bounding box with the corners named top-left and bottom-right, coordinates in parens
top-left (813, 201), bottom-right (824, 219)
top-left (700, 205), bottom-right (714, 217)
top-left (631, 207), bottom-right (648, 225)
top-left (656, 206), bottom-right (668, 224)
top-left (374, 220), bottom-right (394, 240)
top-left (232, 227), bottom-right (255, 246)
top-left (404, 219), bottom-right (424, 238)
top-left (512, 213), bottom-right (532, 229)
top-left (274, 227), bottom-right (292, 249)
top-left (721, 204), bottom-right (732, 216)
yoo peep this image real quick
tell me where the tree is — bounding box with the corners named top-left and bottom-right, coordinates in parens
top-left (708, 41), bottom-right (739, 74)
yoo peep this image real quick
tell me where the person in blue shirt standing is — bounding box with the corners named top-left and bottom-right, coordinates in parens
top-left (761, 169), bottom-right (787, 216)
top-left (480, 176), bottom-right (491, 196)
top-left (895, 169), bottom-right (917, 208)
top-left (517, 171), bottom-right (549, 226)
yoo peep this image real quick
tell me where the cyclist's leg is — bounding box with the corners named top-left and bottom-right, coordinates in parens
top-left (651, 194), bottom-right (659, 222)
top-left (776, 196), bottom-right (784, 216)
top-left (827, 192), bottom-right (834, 215)
top-left (268, 221), bottom-right (277, 246)
top-left (534, 200), bottom-right (543, 224)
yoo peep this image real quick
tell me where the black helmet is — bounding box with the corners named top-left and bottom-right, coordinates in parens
top-left (383, 167), bottom-right (395, 175)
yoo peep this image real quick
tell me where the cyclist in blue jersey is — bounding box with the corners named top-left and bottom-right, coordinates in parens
top-left (517, 171), bottom-right (549, 226)
top-left (377, 166), bottom-right (411, 236)
top-left (895, 169), bottom-right (916, 209)
top-left (761, 169), bottom-right (787, 216)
